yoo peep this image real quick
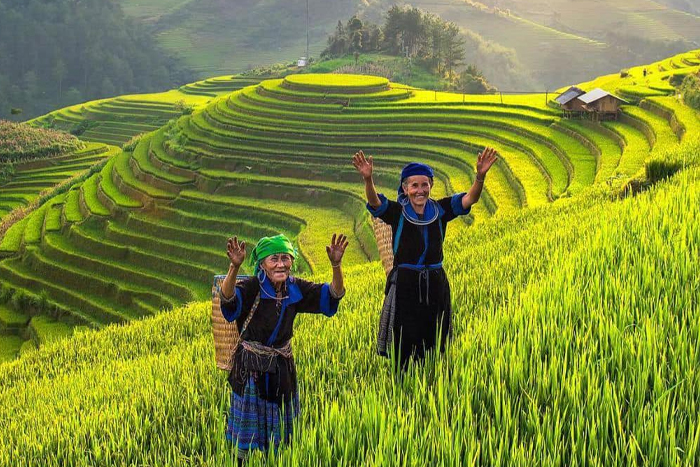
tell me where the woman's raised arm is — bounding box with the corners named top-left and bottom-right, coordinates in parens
top-left (221, 236), bottom-right (246, 300)
top-left (462, 147), bottom-right (498, 209)
top-left (352, 150), bottom-right (381, 208)
top-left (326, 233), bottom-right (349, 297)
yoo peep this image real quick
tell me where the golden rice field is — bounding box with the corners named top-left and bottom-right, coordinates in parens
top-left (0, 50), bottom-right (699, 466)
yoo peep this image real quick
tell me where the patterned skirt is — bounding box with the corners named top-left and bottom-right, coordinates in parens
top-left (226, 375), bottom-right (300, 459)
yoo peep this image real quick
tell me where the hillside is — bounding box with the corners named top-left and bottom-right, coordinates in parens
top-left (0, 50), bottom-right (698, 362)
top-left (0, 137), bottom-right (697, 465)
top-left (116, 0), bottom-right (700, 89)
top-left (0, 0), bottom-right (193, 121)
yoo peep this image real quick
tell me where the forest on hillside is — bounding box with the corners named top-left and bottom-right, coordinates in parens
top-left (0, 0), bottom-right (192, 120)
top-left (321, 6), bottom-right (531, 92)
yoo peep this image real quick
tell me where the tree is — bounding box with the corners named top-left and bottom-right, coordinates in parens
top-left (100, 77), bottom-right (116, 98)
top-left (321, 21), bottom-right (348, 58)
top-left (351, 31), bottom-right (363, 53)
top-left (53, 59), bottom-right (67, 100)
top-left (442, 23), bottom-right (466, 81)
top-left (456, 68), bottom-right (496, 93)
top-left (347, 16), bottom-right (363, 35)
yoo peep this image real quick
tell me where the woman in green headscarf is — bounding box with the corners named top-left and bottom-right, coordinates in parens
top-left (219, 233), bottom-right (348, 461)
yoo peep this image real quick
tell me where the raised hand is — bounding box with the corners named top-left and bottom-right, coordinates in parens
top-left (352, 150), bottom-right (374, 180)
top-left (326, 233), bottom-right (349, 266)
top-left (227, 236), bottom-right (246, 268)
top-left (477, 147), bottom-right (499, 178)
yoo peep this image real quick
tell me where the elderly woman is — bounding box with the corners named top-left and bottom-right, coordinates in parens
top-left (219, 233), bottom-right (348, 461)
top-left (352, 148), bottom-right (498, 370)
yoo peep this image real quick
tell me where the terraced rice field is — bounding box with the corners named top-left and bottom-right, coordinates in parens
top-left (0, 142), bottom-right (117, 220)
top-left (574, 50), bottom-right (700, 103)
top-left (179, 75), bottom-right (269, 97)
top-left (1, 60), bottom-right (697, 361)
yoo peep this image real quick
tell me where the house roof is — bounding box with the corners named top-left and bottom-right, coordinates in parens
top-left (578, 88), bottom-right (628, 104)
top-left (554, 86), bottom-right (585, 105)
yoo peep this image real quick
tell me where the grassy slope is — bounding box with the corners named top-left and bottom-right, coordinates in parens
top-left (0, 46), bottom-right (699, 464)
top-left (118, 0), bottom-right (700, 89)
top-left (0, 136), bottom-right (697, 465)
top-left (491, 0), bottom-right (700, 43)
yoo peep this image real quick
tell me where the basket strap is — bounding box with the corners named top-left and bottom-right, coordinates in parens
top-left (393, 214), bottom-right (405, 255)
top-left (239, 292), bottom-right (261, 338)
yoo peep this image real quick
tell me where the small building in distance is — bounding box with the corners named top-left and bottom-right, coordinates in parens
top-left (577, 88), bottom-right (628, 121)
top-left (554, 86), bottom-right (628, 120)
top-left (555, 86), bottom-right (586, 117)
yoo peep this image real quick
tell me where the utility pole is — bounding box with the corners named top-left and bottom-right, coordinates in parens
top-left (306, 0), bottom-right (310, 61)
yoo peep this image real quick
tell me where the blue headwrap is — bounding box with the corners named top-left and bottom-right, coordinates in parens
top-left (397, 162), bottom-right (441, 224)
top-left (397, 162), bottom-right (434, 198)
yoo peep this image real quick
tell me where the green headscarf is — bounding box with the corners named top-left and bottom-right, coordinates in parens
top-left (250, 234), bottom-right (296, 275)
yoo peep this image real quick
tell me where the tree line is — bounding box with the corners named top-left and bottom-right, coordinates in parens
top-left (321, 5), bottom-right (537, 93)
top-left (0, 0), bottom-right (193, 120)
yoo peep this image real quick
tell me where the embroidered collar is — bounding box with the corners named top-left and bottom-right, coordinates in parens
top-left (259, 276), bottom-right (303, 305)
top-left (398, 194), bottom-right (445, 225)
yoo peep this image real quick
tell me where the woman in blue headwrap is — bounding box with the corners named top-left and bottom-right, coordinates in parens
top-left (218, 233), bottom-right (348, 461)
top-left (352, 148), bottom-right (498, 370)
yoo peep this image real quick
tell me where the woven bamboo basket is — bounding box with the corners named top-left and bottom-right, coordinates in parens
top-left (372, 217), bottom-right (395, 276)
top-left (211, 274), bottom-right (243, 371)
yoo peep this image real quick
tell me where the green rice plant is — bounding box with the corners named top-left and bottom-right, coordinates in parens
top-left (81, 173), bottom-right (110, 216)
top-left (0, 259), bottom-right (117, 327)
top-left (113, 150), bottom-right (174, 200)
top-left (43, 194), bottom-right (67, 232)
top-left (22, 247), bottom-right (172, 317)
top-left (0, 335), bottom-right (22, 363)
top-left (98, 157), bottom-right (143, 208)
top-left (555, 120), bottom-right (623, 184)
top-left (0, 217), bottom-right (29, 254)
top-left (41, 232), bottom-right (195, 304)
top-left (67, 222), bottom-right (213, 295)
top-left (645, 96), bottom-right (700, 140)
top-left (604, 122), bottom-right (651, 177)
top-left (63, 187), bottom-right (84, 224)
top-left (28, 315), bottom-right (74, 346)
top-left (22, 204), bottom-right (48, 245)
top-left (131, 134), bottom-right (194, 185)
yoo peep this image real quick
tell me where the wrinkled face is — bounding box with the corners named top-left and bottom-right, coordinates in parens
top-left (402, 175), bottom-right (432, 208)
top-left (262, 253), bottom-right (293, 285)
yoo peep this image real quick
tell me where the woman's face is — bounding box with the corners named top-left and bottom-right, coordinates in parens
top-left (402, 175), bottom-right (432, 209)
top-left (262, 253), bottom-right (293, 285)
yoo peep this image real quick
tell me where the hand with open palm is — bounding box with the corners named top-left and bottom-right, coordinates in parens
top-left (227, 236), bottom-right (246, 268)
top-left (352, 150), bottom-right (374, 180)
top-left (476, 147), bottom-right (498, 178)
top-left (326, 233), bottom-right (349, 266)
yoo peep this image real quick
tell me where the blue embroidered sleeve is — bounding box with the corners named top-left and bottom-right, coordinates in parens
top-left (319, 283), bottom-right (341, 317)
top-left (294, 280), bottom-right (342, 317)
top-left (450, 193), bottom-right (471, 216)
top-left (220, 287), bottom-right (244, 322)
top-left (366, 193), bottom-right (389, 217)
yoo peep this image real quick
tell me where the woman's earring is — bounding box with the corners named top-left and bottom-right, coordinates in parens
top-left (257, 269), bottom-right (267, 283)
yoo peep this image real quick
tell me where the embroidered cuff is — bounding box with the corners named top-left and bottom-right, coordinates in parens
top-left (451, 193), bottom-right (471, 216)
top-left (329, 285), bottom-right (346, 300)
top-left (320, 283), bottom-right (340, 317)
top-left (220, 287), bottom-right (243, 322)
top-left (366, 193), bottom-right (389, 217)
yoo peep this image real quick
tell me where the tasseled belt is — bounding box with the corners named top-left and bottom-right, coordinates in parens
top-left (397, 262), bottom-right (443, 305)
top-left (239, 339), bottom-right (293, 374)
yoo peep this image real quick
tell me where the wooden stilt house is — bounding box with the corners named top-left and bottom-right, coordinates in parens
top-left (554, 86), bottom-right (586, 118)
top-left (577, 88), bottom-right (628, 121)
